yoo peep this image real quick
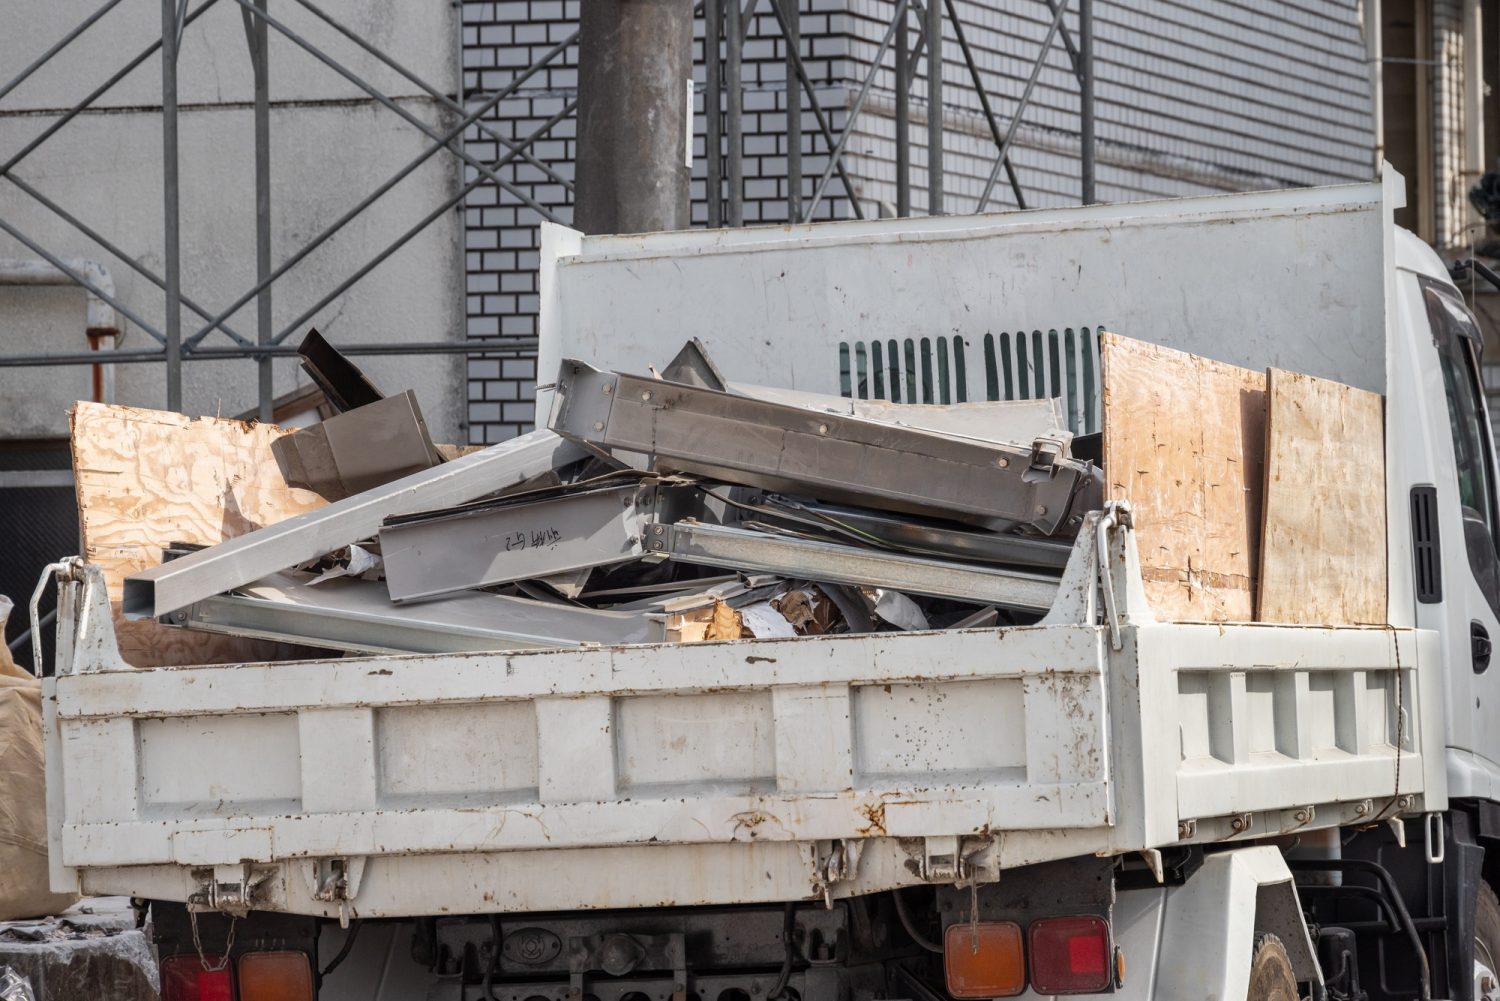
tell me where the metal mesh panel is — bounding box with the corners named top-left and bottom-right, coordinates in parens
top-left (0, 442), bottom-right (79, 671)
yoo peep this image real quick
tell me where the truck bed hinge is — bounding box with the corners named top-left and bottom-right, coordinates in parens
top-left (188, 863), bottom-right (275, 918)
top-left (805, 839), bottom-right (862, 908)
top-left (300, 856), bottom-right (367, 928)
top-left (908, 835), bottom-right (1003, 886)
top-left (1096, 502), bottom-right (1134, 651)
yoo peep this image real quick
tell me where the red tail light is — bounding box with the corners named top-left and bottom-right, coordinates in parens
top-left (161, 955), bottom-right (237, 1001)
top-left (1028, 915), bottom-right (1112, 994)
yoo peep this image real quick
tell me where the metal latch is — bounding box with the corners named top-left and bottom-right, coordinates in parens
top-left (188, 863), bottom-right (274, 917)
top-left (806, 840), bottom-right (861, 908)
top-left (909, 835), bottom-right (1002, 886)
top-left (31, 558), bottom-right (130, 676)
top-left (1096, 501), bottom-right (1134, 651)
top-left (302, 857), bottom-right (366, 928)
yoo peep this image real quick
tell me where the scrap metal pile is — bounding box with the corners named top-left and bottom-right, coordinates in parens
top-left (127, 337), bottom-right (1103, 655)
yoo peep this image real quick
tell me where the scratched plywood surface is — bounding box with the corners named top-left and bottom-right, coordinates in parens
top-left (1257, 368), bottom-right (1386, 624)
top-left (1101, 332), bottom-right (1266, 621)
top-left (70, 402), bottom-right (329, 667)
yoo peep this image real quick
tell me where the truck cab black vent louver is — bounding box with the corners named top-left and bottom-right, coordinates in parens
top-left (1411, 485), bottom-right (1442, 603)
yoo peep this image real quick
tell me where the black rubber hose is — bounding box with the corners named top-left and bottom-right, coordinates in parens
top-left (892, 889), bottom-right (943, 954)
top-left (318, 919), bottom-right (363, 980)
top-left (484, 915), bottom-right (503, 1001)
top-left (767, 903), bottom-right (797, 999)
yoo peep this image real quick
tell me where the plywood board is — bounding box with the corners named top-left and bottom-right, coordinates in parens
top-left (1101, 331), bottom-right (1266, 621)
top-left (1257, 369), bottom-right (1386, 624)
top-left (70, 402), bottom-right (330, 667)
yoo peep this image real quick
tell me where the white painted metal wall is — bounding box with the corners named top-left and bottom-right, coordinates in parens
top-left (539, 180), bottom-right (1391, 405)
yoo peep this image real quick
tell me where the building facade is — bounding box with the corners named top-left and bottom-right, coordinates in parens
top-left (460, 0), bottom-right (1381, 442)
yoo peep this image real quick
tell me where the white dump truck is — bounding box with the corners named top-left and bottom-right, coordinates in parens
top-left (36, 169), bottom-right (1500, 1001)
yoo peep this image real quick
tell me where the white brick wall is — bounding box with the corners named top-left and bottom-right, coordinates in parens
top-left (461, 0), bottom-right (1376, 442)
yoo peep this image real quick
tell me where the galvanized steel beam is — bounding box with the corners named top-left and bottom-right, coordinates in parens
top-left (549, 360), bottom-right (1094, 534)
top-left (123, 429), bottom-right (590, 618)
top-left (177, 572), bottom-right (659, 653)
top-left (736, 495), bottom-right (1072, 570)
top-left (646, 521), bottom-right (1059, 610)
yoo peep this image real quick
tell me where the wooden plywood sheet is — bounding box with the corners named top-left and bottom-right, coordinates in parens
top-left (70, 402), bottom-right (329, 667)
top-left (1101, 332), bottom-right (1266, 621)
top-left (1257, 369), bottom-right (1386, 624)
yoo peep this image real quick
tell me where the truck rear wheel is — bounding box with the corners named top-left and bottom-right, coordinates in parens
top-left (1247, 934), bottom-right (1298, 1001)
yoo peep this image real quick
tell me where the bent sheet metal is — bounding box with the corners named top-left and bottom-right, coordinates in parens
top-left (547, 358), bottom-right (1099, 534)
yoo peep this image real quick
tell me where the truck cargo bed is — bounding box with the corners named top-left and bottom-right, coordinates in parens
top-left (41, 517), bottom-right (1443, 918)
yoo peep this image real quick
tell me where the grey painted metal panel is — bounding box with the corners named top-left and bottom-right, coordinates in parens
top-left (648, 521), bottom-right (1060, 610)
top-left (123, 429), bottom-right (589, 618)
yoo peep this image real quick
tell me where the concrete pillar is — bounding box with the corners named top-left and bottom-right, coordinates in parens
top-left (575, 0), bottom-right (693, 235)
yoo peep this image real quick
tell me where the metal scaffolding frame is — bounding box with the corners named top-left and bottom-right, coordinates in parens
top-left (0, 0), bottom-right (562, 417)
top-left (0, 0), bottom-right (1095, 415)
top-left (704, 0), bottom-right (1096, 225)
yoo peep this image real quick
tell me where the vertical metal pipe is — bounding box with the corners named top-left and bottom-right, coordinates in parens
top-left (1079, 0), bottom-right (1095, 205)
top-left (1463, 0), bottom-right (1484, 219)
top-left (705, 0), bottom-right (723, 227)
top-left (249, 0), bottom-right (273, 419)
top-left (726, 0), bottom-right (744, 226)
top-left (926, 0), bottom-right (943, 215)
top-left (161, 0), bottom-right (183, 410)
top-left (895, 5), bottom-right (910, 217)
top-left (785, 0), bottom-right (802, 222)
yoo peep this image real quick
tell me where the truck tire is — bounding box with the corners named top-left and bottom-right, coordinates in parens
top-left (1477, 882), bottom-right (1500, 998)
top-left (1247, 934), bottom-right (1299, 1001)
